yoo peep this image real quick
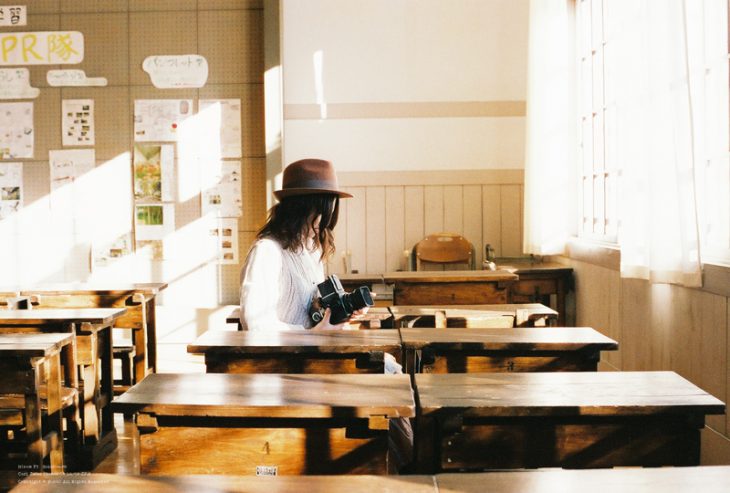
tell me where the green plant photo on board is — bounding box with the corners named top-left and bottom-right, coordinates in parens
top-left (134, 144), bottom-right (162, 201)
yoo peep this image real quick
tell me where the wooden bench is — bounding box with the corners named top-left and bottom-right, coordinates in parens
top-left (400, 327), bottom-right (618, 373)
top-left (414, 371), bottom-right (725, 472)
top-left (0, 309), bottom-right (127, 470)
top-left (188, 329), bottom-right (402, 374)
top-left (111, 373), bottom-right (415, 475)
top-left (0, 333), bottom-right (79, 488)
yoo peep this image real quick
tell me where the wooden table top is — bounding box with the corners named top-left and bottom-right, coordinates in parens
top-left (400, 327), bottom-right (618, 351)
top-left (187, 329), bottom-right (401, 354)
top-left (0, 332), bottom-right (74, 357)
top-left (0, 308), bottom-right (127, 325)
top-left (436, 466), bottom-right (730, 493)
top-left (12, 474), bottom-right (438, 492)
top-left (340, 270), bottom-right (518, 284)
top-left (389, 303), bottom-right (557, 317)
top-left (416, 371), bottom-right (726, 417)
top-left (0, 282), bottom-right (169, 296)
top-left (112, 373), bottom-right (416, 419)
top-left (492, 260), bottom-right (574, 275)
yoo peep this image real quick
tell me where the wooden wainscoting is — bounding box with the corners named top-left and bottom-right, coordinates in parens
top-left (328, 169), bottom-right (524, 275)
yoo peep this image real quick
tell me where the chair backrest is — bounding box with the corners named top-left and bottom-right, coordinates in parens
top-left (414, 233), bottom-right (474, 271)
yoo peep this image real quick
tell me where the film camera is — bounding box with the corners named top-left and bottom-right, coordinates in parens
top-left (309, 274), bottom-right (374, 325)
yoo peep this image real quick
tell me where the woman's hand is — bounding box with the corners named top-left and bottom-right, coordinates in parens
top-left (313, 307), bottom-right (347, 330)
top-left (350, 291), bottom-right (376, 318)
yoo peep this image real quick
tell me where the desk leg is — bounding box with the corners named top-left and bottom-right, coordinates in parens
top-left (61, 342), bottom-right (82, 466)
top-left (99, 326), bottom-right (114, 433)
top-left (145, 299), bottom-right (158, 374)
top-left (44, 354), bottom-right (64, 473)
top-left (77, 331), bottom-right (100, 444)
top-left (24, 363), bottom-right (43, 473)
top-left (133, 326), bottom-right (147, 384)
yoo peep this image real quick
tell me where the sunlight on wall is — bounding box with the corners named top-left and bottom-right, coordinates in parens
top-left (177, 103), bottom-right (221, 203)
top-left (313, 50), bottom-right (327, 119)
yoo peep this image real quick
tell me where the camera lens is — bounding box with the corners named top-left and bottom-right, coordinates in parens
top-left (343, 286), bottom-right (373, 313)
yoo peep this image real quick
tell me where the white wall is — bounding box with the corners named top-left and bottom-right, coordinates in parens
top-left (281, 0), bottom-right (530, 171)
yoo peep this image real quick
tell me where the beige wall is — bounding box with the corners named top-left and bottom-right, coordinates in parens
top-left (563, 251), bottom-right (730, 464)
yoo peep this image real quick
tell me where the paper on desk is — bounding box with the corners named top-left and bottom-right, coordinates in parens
top-left (0, 102), bottom-right (33, 159)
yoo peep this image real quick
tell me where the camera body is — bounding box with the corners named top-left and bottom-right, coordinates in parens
top-left (310, 274), bottom-right (373, 325)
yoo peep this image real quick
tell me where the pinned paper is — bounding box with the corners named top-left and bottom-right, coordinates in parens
top-left (199, 99), bottom-right (242, 158)
top-left (47, 69), bottom-right (107, 87)
top-left (201, 160), bottom-right (242, 218)
top-left (0, 68), bottom-right (39, 99)
top-left (0, 102), bottom-right (33, 159)
top-left (134, 99), bottom-right (193, 142)
top-left (62, 99), bottom-right (94, 146)
top-left (143, 55), bottom-right (208, 89)
top-left (135, 204), bottom-right (175, 260)
top-left (0, 31), bottom-right (84, 65)
top-left (0, 162), bottom-right (22, 219)
top-left (134, 144), bottom-right (174, 202)
top-left (0, 6), bottom-right (26, 27)
top-left (92, 232), bottom-right (133, 268)
top-left (205, 217), bottom-right (238, 264)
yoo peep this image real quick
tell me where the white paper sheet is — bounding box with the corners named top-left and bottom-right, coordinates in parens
top-left (134, 99), bottom-right (193, 142)
top-left (48, 149), bottom-right (95, 233)
top-left (0, 31), bottom-right (84, 65)
top-left (0, 68), bottom-right (39, 99)
top-left (62, 99), bottom-right (94, 146)
top-left (92, 232), bottom-right (133, 268)
top-left (206, 217), bottom-right (239, 264)
top-left (135, 203), bottom-right (175, 241)
top-left (0, 6), bottom-right (26, 26)
top-left (49, 149), bottom-right (95, 191)
top-left (134, 143), bottom-right (174, 202)
top-left (143, 54), bottom-right (208, 89)
top-left (0, 162), bottom-right (22, 219)
top-left (201, 160), bottom-right (242, 218)
top-left (0, 102), bottom-right (33, 158)
top-left (47, 69), bottom-right (107, 87)
top-left (199, 99), bottom-right (242, 158)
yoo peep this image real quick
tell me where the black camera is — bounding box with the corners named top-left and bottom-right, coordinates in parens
top-left (310, 274), bottom-right (374, 325)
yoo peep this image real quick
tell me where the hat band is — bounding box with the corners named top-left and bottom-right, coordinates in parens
top-left (283, 178), bottom-right (340, 191)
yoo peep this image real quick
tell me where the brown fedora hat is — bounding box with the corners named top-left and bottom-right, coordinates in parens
top-left (274, 158), bottom-right (352, 200)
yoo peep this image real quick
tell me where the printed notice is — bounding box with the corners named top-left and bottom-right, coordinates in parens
top-left (134, 99), bottom-right (193, 142)
top-left (62, 99), bottom-right (94, 146)
top-left (0, 162), bottom-right (22, 219)
top-left (199, 99), bottom-right (242, 158)
top-left (133, 144), bottom-right (174, 202)
top-left (206, 217), bottom-right (239, 265)
top-left (92, 232), bottom-right (133, 269)
top-left (47, 69), bottom-right (107, 87)
top-left (201, 160), bottom-right (242, 218)
top-left (143, 54), bottom-right (208, 89)
top-left (0, 6), bottom-right (26, 26)
top-left (135, 203), bottom-right (175, 260)
top-left (49, 149), bottom-right (95, 191)
top-left (0, 102), bottom-right (33, 159)
top-left (0, 31), bottom-right (84, 65)
top-left (0, 68), bottom-right (39, 99)
top-left (48, 149), bottom-right (95, 232)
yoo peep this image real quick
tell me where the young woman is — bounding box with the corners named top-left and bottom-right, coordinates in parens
top-left (239, 158), bottom-right (354, 331)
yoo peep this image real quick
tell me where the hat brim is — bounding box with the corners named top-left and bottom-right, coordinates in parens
top-left (274, 188), bottom-right (353, 200)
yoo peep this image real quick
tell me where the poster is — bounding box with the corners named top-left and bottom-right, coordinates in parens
top-left (62, 99), bottom-right (94, 146)
top-left (143, 55), bottom-right (208, 89)
top-left (135, 203), bottom-right (175, 260)
top-left (0, 102), bottom-right (33, 159)
top-left (92, 232), bottom-right (133, 268)
top-left (199, 99), bottom-right (242, 158)
top-left (0, 68), bottom-right (39, 99)
top-left (0, 6), bottom-right (26, 26)
top-left (49, 149), bottom-right (95, 191)
top-left (134, 99), bottom-right (193, 142)
top-left (206, 217), bottom-right (238, 264)
top-left (201, 160), bottom-right (242, 218)
top-left (0, 161), bottom-right (21, 219)
top-left (134, 144), bottom-right (174, 202)
top-left (0, 31), bottom-right (84, 65)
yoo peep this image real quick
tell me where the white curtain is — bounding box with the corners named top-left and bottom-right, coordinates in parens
top-left (612, 0), bottom-right (706, 287)
top-left (523, 0), bottom-right (578, 255)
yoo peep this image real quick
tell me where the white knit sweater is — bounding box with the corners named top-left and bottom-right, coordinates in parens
top-left (239, 238), bottom-right (324, 331)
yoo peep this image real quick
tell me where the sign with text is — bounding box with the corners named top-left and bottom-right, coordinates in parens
top-left (0, 6), bottom-right (26, 26)
top-left (47, 69), bottom-right (107, 87)
top-left (0, 31), bottom-right (84, 65)
top-left (142, 54), bottom-right (208, 88)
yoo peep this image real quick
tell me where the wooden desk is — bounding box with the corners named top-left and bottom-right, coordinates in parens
top-left (389, 303), bottom-right (558, 328)
top-left (14, 283), bottom-right (167, 383)
top-left (0, 308), bottom-right (126, 469)
top-left (400, 327), bottom-right (618, 374)
top-left (227, 307), bottom-right (397, 331)
top-left (497, 261), bottom-right (573, 326)
top-left (435, 467), bottom-right (730, 493)
top-left (341, 271), bottom-right (517, 306)
top-left (11, 473), bottom-right (438, 492)
top-left (414, 371), bottom-right (725, 472)
top-left (0, 333), bottom-right (76, 483)
top-left (188, 329), bottom-right (402, 374)
top-left (112, 373), bottom-right (415, 475)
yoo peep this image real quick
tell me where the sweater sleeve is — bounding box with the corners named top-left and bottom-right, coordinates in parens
top-left (239, 239), bottom-right (304, 331)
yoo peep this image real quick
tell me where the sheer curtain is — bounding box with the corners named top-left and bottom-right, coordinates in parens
top-left (611, 0), bottom-right (704, 287)
top-left (523, 0), bottom-right (578, 255)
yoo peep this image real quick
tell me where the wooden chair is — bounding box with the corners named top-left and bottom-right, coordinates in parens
top-left (413, 233), bottom-right (474, 271)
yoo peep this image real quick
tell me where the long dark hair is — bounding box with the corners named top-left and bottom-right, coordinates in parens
top-left (257, 194), bottom-right (340, 260)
